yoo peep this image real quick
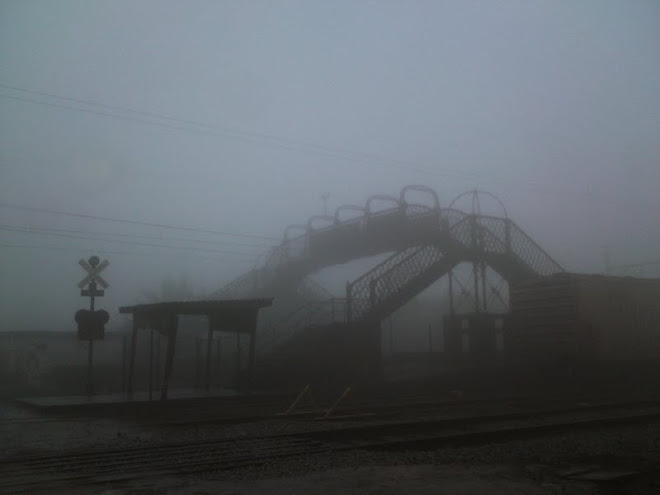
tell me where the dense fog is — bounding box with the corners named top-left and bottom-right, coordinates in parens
top-left (1, 0), bottom-right (659, 334)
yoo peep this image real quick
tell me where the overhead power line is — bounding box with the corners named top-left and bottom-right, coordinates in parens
top-left (0, 242), bottom-right (254, 264)
top-left (0, 88), bottom-right (554, 192)
top-left (0, 225), bottom-right (264, 258)
top-left (0, 223), bottom-right (270, 249)
top-left (2, 82), bottom-right (659, 213)
top-left (0, 85), bottom-right (572, 190)
top-left (0, 202), bottom-right (279, 241)
top-left (0, 93), bottom-right (407, 170)
top-left (0, 82), bottom-right (415, 166)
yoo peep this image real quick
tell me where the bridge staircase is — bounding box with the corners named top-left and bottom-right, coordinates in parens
top-left (346, 245), bottom-right (458, 323)
top-left (445, 212), bottom-right (562, 280)
top-left (248, 214), bottom-right (564, 386)
top-left (212, 187), bottom-right (565, 389)
top-left (250, 244), bottom-right (462, 386)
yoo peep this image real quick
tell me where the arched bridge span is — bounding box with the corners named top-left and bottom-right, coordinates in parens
top-left (214, 186), bottom-right (563, 323)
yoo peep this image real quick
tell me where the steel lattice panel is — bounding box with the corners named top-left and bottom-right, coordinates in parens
top-left (348, 245), bottom-right (446, 320)
top-left (214, 193), bottom-right (564, 300)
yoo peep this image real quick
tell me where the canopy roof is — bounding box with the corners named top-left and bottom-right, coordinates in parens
top-left (119, 299), bottom-right (273, 332)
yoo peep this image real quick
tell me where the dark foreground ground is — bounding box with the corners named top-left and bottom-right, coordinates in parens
top-left (39, 423), bottom-right (660, 494)
top-left (4, 398), bottom-right (660, 494)
top-left (101, 423), bottom-right (660, 495)
top-left (5, 360), bottom-right (660, 494)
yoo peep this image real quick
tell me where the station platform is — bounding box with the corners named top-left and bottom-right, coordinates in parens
top-left (14, 388), bottom-right (285, 416)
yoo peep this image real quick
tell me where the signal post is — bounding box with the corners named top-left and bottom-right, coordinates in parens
top-left (75, 255), bottom-right (110, 396)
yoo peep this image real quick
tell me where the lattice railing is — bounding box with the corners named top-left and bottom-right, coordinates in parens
top-left (213, 203), bottom-right (562, 299)
top-left (508, 221), bottom-right (563, 276)
top-left (404, 204), bottom-right (436, 219)
top-left (347, 245), bottom-right (447, 321)
top-left (444, 213), bottom-right (562, 277)
top-left (446, 214), bottom-right (473, 250)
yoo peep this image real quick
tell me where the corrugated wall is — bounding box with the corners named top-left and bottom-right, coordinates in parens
top-left (508, 275), bottom-right (581, 359)
top-left (510, 273), bottom-right (660, 362)
top-left (577, 275), bottom-right (660, 360)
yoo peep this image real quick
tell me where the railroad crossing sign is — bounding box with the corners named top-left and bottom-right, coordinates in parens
top-left (76, 255), bottom-right (111, 395)
top-left (78, 255), bottom-right (109, 296)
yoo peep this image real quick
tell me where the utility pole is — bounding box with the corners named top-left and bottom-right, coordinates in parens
top-left (602, 244), bottom-right (612, 275)
top-left (321, 192), bottom-right (330, 216)
top-left (77, 255), bottom-right (110, 396)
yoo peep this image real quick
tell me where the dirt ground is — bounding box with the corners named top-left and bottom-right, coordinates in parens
top-left (78, 464), bottom-right (591, 495)
top-left (5, 398), bottom-right (660, 494)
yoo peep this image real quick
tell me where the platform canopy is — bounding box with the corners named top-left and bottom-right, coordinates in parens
top-left (119, 298), bottom-right (273, 400)
top-left (119, 299), bottom-right (273, 332)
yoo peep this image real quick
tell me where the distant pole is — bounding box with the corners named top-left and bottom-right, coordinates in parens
top-left (149, 328), bottom-right (153, 401)
top-left (602, 245), bottom-right (612, 275)
top-left (321, 192), bottom-right (330, 216)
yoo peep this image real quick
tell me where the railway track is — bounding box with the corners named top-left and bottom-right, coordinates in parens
top-left (0, 436), bottom-right (328, 493)
top-left (3, 398), bottom-right (660, 492)
top-left (149, 395), bottom-right (660, 426)
top-left (303, 401), bottom-right (660, 450)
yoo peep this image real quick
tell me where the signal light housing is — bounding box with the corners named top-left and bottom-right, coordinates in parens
top-left (75, 309), bottom-right (109, 340)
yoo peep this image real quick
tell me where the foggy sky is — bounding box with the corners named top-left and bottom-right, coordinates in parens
top-left (1, 0), bottom-right (659, 331)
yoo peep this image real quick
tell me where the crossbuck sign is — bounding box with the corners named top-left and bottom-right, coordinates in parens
top-left (78, 256), bottom-right (109, 296)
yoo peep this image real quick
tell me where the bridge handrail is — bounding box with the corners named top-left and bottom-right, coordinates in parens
top-left (212, 187), bottom-right (564, 299)
top-left (508, 220), bottom-right (563, 275)
top-left (346, 245), bottom-right (450, 321)
top-left (346, 246), bottom-right (440, 320)
top-left (400, 184), bottom-right (440, 210)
